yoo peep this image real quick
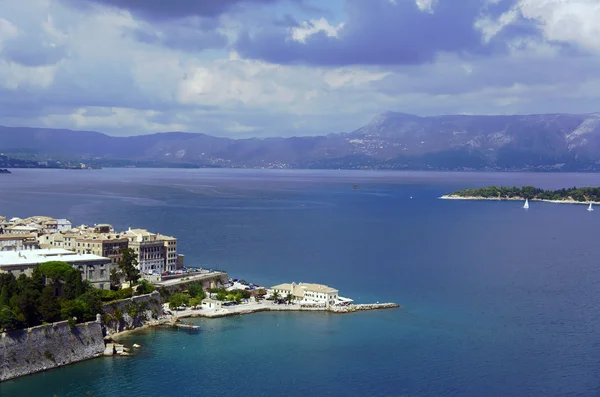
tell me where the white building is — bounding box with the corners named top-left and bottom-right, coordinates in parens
top-left (0, 248), bottom-right (112, 289)
top-left (56, 219), bottom-right (72, 231)
top-left (271, 282), bottom-right (342, 307)
top-left (124, 228), bottom-right (166, 275)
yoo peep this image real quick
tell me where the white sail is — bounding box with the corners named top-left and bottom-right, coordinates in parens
top-left (523, 199), bottom-right (529, 209)
top-left (588, 203), bottom-right (594, 211)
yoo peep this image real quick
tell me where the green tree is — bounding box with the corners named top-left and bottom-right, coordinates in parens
top-left (187, 282), bottom-right (206, 299)
top-left (38, 261), bottom-right (74, 282)
top-left (215, 291), bottom-right (227, 301)
top-left (78, 289), bottom-right (103, 322)
top-left (0, 307), bottom-right (20, 331)
top-left (189, 296), bottom-right (203, 307)
top-left (118, 248), bottom-right (140, 287)
top-left (63, 269), bottom-right (84, 300)
top-left (109, 268), bottom-right (122, 291)
top-left (169, 292), bottom-right (190, 310)
top-left (285, 293), bottom-right (293, 304)
top-left (14, 282), bottom-right (41, 326)
top-left (135, 280), bottom-right (155, 295)
top-left (37, 286), bottom-right (60, 323)
top-left (60, 299), bottom-right (85, 323)
top-left (271, 291), bottom-right (280, 301)
top-left (0, 285), bottom-right (10, 307)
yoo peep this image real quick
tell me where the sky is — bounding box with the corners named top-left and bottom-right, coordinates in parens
top-left (0, 0), bottom-right (599, 137)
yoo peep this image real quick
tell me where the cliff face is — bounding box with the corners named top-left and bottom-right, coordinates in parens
top-left (0, 320), bottom-right (105, 382)
top-left (102, 291), bottom-right (163, 336)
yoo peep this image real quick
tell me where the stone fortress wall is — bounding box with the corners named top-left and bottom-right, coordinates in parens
top-left (0, 319), bottom-right (105, 382)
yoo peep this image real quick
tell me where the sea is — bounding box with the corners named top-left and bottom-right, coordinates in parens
top-left (1, 169), bottom-right (599, 397)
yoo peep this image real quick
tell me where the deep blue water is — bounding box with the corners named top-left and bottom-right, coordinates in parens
top-left (1, 169), bottom-right (600, 397)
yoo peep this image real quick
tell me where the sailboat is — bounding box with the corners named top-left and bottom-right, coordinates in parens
top-left (588, 203), bottom-right (594, 212)
top-left (523, 199), bottom-right (529, 209)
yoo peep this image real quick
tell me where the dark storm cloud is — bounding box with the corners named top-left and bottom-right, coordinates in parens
top-left (235, 0), bottom-right (520, 66)
top-left (63, 0), bottom-right (293, 20)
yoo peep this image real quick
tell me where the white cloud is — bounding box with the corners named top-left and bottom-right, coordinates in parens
top-left (415, 0), bottom-right (438, 13)
top-left (1, 0), bottom-right (600, 139)
top-left (477, 0), bottom-right (600, 52)
top-left (0, 18), bottom-right (18, 49)
top-left (518, 0), bottom-right (600, 52)
top-left (290, 17), bottom-right (344, 43)
top-left (0, 61), bottom-right (57, 89)
top-left (323, 69), bottom-right (389, 89)
top-left (475, 7), bottom-right (520, 43)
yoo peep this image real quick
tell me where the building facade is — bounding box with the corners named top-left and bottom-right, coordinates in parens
top-left (0, 234), bottom-right (40, 251)
top-left (0, 248), bottom-right (112, 289)
top-left (124, 229), bottom-right (166, 275)
top-left (271, 282), bottom-right (340, 307)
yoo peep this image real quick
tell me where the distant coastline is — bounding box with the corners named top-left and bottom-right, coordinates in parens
top-left (440, 195), bottom-right (600, 205)
top-left (441, 186), bottom-right (600, 205)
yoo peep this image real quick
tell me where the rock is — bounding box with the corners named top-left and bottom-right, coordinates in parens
top-left (104, 343), bottom-right (115, 356)
top-left (114, 344), bottom-right (125, 354)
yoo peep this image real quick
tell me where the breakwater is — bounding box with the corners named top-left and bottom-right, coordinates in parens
top-left (171, 302), bottom-right (400, 319)
top-left (0, 319), bottom-right (104, 382)
top-left (329, 303), bottom-right (399, 313)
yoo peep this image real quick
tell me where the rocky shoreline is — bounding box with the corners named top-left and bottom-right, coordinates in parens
top-left (440, 195), bottom-right (600, 205)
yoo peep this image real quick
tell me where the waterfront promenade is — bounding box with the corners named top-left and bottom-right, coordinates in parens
top-left (168, 300), bottom-right (399, 319)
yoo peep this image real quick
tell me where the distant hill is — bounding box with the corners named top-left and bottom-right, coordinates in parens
top-left (2, 112), bottom-right (600, 170)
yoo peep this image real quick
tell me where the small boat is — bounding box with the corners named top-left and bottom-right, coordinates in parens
top-left (588, 203), bottom-right (594, 212)
top-left (523, 199), bottom-right (529, 209)
top-left (353, 184), bottom-right (360, 190)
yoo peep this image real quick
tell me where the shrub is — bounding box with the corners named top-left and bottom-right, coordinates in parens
top-left (116, 288), bottom-right (133, 300)
top-left (135, 280), bottom-right (155, 295)
top-left (44, 350), bottom-right (54, 361)
top-left (100, 289), bottom-right (118, 302)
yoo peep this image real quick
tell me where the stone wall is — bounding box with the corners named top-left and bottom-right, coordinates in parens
top-left (102, 291), bottom-right (163, 336)
top-left (0, 320), bottom-right (105, 382)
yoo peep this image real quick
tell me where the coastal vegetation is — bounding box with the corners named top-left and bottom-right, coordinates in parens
top-left (116, 248), bottom-right (141, 287)
top-left (166, 282), bottom-right (207, 310)
top-left (449, 186), bottom-right (600, 202)
top-left (0, 262), bottom-right (103, 331)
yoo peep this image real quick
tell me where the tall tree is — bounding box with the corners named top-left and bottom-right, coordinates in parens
top-left (37, 286), bottom-right (60, 323)
top-left (0, 307), bottom-right (20, 331)
top-left (109, 268), bottom-right (122, 291)
top-left (117, 248), bottom-right (140, 287)
top-left (0, 285), bottom-right (9, 307)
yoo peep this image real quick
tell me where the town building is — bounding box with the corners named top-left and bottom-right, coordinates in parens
top-left (202, 298), bottom-right (222, 310)
top-left (56, 219), bottom-right (72, 231)
top-left (271, 282), bottom-right (341, 307)
top-left (123, 229), bottom-right (167, 275)
top-left (161, 235), bottom-right (181, 272)
top-left (0, 234), bottom-right (40, 251)
top-left (0, 248), bottom-right (112, 289)
top-left (38, 230), bottom-right (129, 265)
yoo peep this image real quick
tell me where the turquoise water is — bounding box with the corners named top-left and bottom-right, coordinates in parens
top-left (1, 169), bottom-right (600, 396)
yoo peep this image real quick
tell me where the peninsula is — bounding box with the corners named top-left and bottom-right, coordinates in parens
top-left (0, 213), bottom-right (398, 382)
top-left (441, 186), bottom-right (600, 204)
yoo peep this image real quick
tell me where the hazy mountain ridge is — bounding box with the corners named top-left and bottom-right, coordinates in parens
top-left (2, 112), bottom-right (600, 170)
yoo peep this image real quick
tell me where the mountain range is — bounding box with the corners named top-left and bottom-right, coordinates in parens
top-left (2, 112), bottom-right (600, 171)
